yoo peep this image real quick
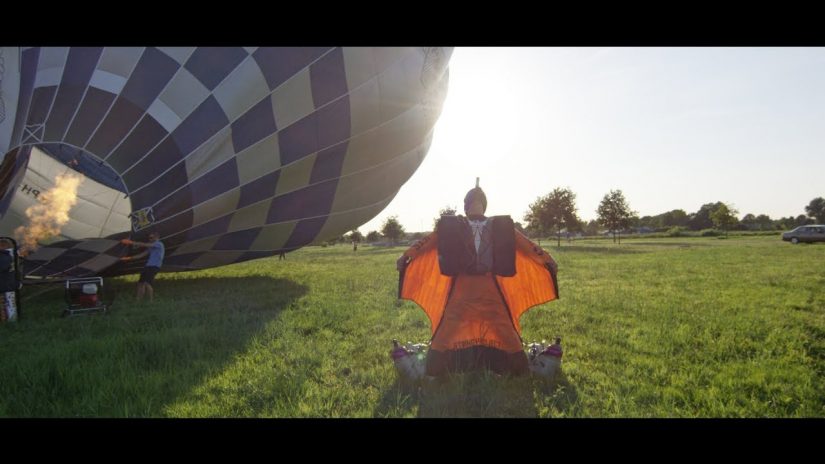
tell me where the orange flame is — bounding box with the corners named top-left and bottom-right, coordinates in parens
top-left (14, 172), bottom-right (84, 255)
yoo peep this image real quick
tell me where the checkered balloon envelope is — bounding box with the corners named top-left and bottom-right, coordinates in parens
top-left (0, 47), bottom-right (453, 278)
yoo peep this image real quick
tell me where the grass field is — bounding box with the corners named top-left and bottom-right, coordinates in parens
top-left (1, 235), bottom-right (823, 417)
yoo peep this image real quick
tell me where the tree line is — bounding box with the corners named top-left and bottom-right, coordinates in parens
top-left (523, 189), bottom-right (824, 245)
top-left (328, 195), bottom-right (825, 247)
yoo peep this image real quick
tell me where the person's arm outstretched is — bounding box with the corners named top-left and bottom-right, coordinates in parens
top-left (119, 239), bottom-right (154, 262)
top-left (121, 239), bottom-right (155, 249)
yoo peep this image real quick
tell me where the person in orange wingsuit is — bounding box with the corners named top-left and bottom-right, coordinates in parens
top-left (397, 179), bottom-right (559, 377)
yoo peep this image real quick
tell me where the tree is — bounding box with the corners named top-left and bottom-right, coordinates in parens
top-left (638, 215), bottom-right (657, 229)
top-left (775, 216), bottom-right (792, 230)
top-left (524, 187), bottom-right (581, 247)
top-left (688, 202), bottom-right (724, 231)
top-left (433, 205), bottom-right (457, 230)
top-left (381, 216), bottom-right (405, 245)
top-left (348, 229), bottom-right (363, 251)
top-left (740, 213), bottom-right (757, 230)
top-left (628, 214), bottom-right (641, 229)
top-left (775, 216), bottom-right (796, 230)
top-left (349, 229), bottom-right (363, 243)
top-left (366, 231), bottom-right (381, 243)
top-left (806, 197), bottom-right (825, 223)
top-left (597, 189), bottom-right (635, 244)
top-left (740, 213), bottom-right (772, 231)
top-left (754, 214), bottom-right (773, 231)
top-left (583, 219), bottom-right (600, 236)
top-left (661, 209), bottom-right (689, 228)
top-left (710, 203), bottom-right (738, 237)
top-left (796, 214), bottom-right (814, 227)
top-left (637, 209), bottom-right (689, 231)
top-left (775, 215), bottom-right (812, 230)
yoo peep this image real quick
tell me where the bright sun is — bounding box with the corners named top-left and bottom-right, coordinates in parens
top-left (434, 51), bottom-right (524, 174)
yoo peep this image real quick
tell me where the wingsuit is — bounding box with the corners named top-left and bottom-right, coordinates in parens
top-left (397, 181), bottom-right (559, 376)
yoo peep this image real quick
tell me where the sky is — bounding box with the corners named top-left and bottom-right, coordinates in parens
top-left (359, 47), bottom-right (825, 234)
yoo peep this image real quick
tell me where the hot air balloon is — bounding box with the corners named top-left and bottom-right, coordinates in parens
top-left (0, 47), bottom-right (452, 278)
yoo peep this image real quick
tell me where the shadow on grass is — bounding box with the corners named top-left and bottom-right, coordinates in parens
top-left (373, 379), bottom-right (423, 418)
top-left (376, 369), bottom-right (571, 417)
top-left (375, 366), bottom-right (582, 418)
top-left (0, 276), bottom-right (307, 417)
top-left (534, 370), bottom-right (580, 416)
top-left (417, 371), bottom-right (540, 417)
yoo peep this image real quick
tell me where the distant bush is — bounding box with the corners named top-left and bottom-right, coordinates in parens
top-left (667, 226), bottom-right (687, 237)
top-left (700, 229), bottom-right (722, 237)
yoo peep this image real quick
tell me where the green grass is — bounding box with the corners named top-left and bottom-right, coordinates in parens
top-left (1, 236), bottom-right (823, 417)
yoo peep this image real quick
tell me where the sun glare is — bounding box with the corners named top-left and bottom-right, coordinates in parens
top-left (435, 57), bottom-right (524, 174)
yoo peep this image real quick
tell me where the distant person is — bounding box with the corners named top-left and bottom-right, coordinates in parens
top-left (396, 179), bottom-right (559, 377)
top-left (0, 239), bottom-right (20, 322)
top-left (120, 232), bottom-right (165, 303)
top-left (0, 239), bottom-right (18, 290)
top-left (353, 241), bottom-right (358, 252)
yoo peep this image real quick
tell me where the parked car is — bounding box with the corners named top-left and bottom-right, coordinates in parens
top-left (782, 225), bottom-right (825, 244)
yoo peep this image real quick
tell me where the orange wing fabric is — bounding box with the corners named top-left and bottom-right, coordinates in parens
top-left (398, 232), bottom-right (453, 335)
top-left (495, 231), bottom-right (559, 334)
